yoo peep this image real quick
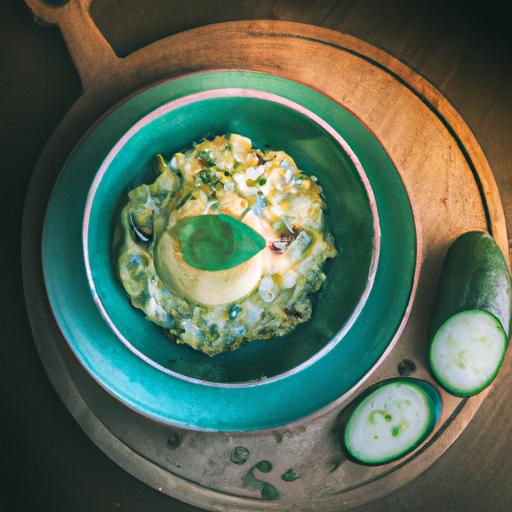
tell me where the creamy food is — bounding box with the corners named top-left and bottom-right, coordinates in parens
top-left (117, 134), bottom-right (337, 356)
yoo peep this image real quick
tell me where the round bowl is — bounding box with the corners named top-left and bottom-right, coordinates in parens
top-left (43, 70), bottom-right (417, 430)
top-left (84, 88), bottom-right (379, 385)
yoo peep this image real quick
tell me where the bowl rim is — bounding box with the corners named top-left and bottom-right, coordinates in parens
top-left (82, 87), bottom-right (381, 388)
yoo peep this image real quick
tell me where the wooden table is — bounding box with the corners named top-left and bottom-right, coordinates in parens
top-left (2, 1), bottom-right (511, 511)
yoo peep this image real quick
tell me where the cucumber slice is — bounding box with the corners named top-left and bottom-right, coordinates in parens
top-left (430, 231), bottom-right (511, 396)
top-left (430, 310), bottom-right (507, 396)
top-left (343, 379), bottom-right (441, 465)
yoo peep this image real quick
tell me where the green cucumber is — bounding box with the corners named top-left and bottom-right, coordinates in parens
top-left (429, 231), bottom-right (511, 397)
top-left (343, 379), bottom-right (441, 465)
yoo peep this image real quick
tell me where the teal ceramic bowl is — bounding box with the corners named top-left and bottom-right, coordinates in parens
top-left (84, 88), bottom-right (379, 384)
top-left (43, 71), bottom-right (417, 430)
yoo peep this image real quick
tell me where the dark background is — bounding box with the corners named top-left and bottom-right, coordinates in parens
top-left (1, 1), bottom-right (512, 511)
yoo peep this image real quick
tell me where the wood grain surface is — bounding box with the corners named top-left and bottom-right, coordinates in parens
top-left (2, 1), bottom-right (512, 511)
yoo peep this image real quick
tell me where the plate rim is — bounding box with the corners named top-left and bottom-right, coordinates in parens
top-left (41, 69), bottom-right (419, 431)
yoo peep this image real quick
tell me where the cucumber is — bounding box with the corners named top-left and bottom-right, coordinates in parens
top-left (429, 231), bottom-right (511, 397)
top-left (343, 379), bottom-right (441, 465)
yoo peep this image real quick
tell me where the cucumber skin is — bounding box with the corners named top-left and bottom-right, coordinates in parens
top-left (431, 231), bottom-right (512, 338)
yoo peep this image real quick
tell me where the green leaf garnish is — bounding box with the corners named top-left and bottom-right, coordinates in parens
top-left (171, 214), bottom-right (266, 271)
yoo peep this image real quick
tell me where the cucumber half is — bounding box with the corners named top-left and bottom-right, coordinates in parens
top-left (430, 310), bottom-right (507, 396)
top-left (343, 379), bottom-right (441, 465)
top-left (430, 231), bottom-right (511, 396)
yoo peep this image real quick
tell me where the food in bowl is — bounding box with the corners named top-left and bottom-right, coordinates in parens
top-left (116, 133), bottom-right (337, 356)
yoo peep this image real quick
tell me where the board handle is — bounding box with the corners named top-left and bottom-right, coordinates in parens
top-left (25, 0), bottom-right (121, 90)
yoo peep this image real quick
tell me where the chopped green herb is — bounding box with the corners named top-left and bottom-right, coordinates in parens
top-left (197, 150), bottom-right (216, 166)
top-left (258, 178), bottom-right (267, 186)
top-left (209, 323), bottom-right (219, 338)
top-left (176, 191), bottom-right (193, 208)
top-left (138, 291), bottom-right (150, 303)
top-left (198, 169), bottom-right (211, 183)
top-left (239, 205), bottom-right (251, 219)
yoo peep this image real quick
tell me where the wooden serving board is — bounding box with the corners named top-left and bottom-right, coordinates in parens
top-left (22, 1), bottom-right (509, 511)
